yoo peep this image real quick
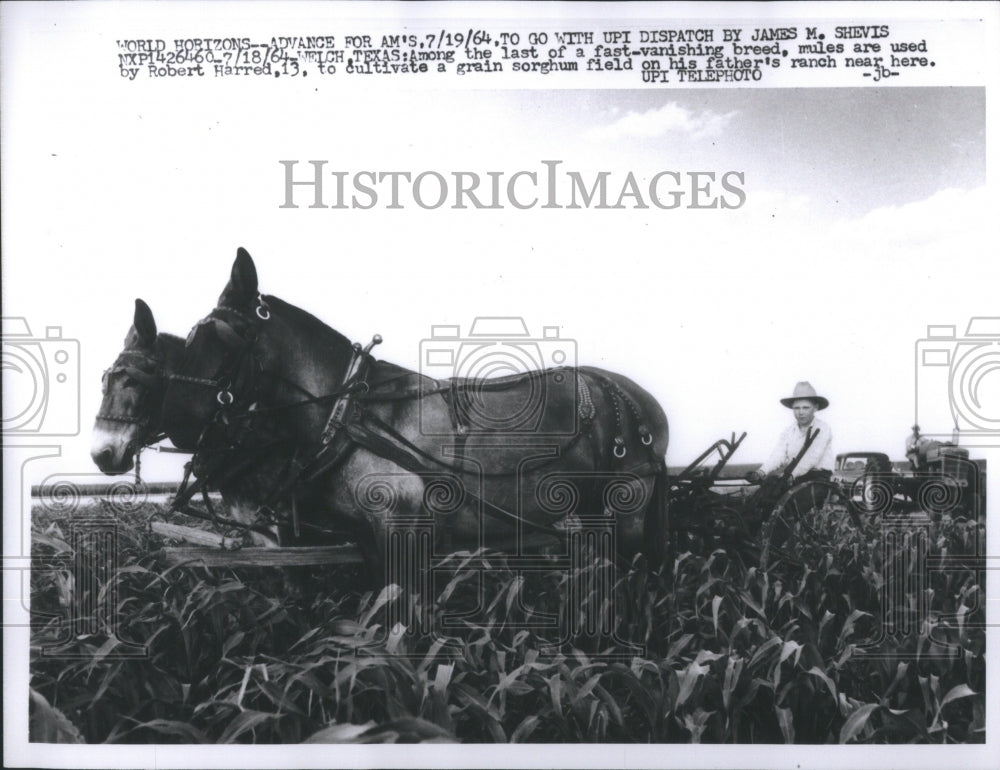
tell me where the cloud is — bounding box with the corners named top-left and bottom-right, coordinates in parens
top-left (587, 102), bottom-right (737, 142)
top-left (721, 185), bottom-right (995, 260)
top-left (835, 186), bottom-right (993, 249)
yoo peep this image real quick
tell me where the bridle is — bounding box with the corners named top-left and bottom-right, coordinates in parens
top-left (166, 302), bottom-right (268, 408)
top-left (163, 296), bottom-right (349, 424)
top-left (97, 348), bottom-right (167, 434)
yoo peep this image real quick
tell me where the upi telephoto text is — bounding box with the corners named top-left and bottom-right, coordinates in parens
top-left (279, 160), bottom-right (747, 210)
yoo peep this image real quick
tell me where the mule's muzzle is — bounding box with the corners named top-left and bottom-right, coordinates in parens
top-left (91, 437), bottom-right (136, 475)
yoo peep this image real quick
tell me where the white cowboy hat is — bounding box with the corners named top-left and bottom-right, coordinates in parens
top-left (780, 381), bottom-right (829, 410)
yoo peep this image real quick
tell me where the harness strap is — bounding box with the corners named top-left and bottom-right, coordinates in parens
top-left (577, 375), bottom-right (596, 421)
top-left (171, 460), bottom-right (199, 511)
top-left (363, 412), bottom-right (588, 478)
top-left (356, 368), bottom-right (571, 404)
top-left (586, 371), bottom-right (660, 465)
top-left (95, 412), bottom-right (153, 426)
top-left (442, 380), bottom-right (470, 470)
top-left (321, 335), bottom-right (381, 445)
top-left (443, 380), bottom-right (467, 433)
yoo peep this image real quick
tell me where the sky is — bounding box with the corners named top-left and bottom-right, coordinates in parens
top-left (2, 74), bottom-right (993, 481)
top-left (0, 5), bottom-right (996, 486)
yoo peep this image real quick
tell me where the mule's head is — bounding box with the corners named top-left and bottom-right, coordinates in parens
top-left (163, 247), bottom-right (357, 456)
top-left (91, 299), bottom-right (174, 474)
top-left (161, 248), bottom-right (272, 450)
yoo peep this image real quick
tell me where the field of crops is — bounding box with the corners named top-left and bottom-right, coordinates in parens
top-left (29, 497), bottom-right (985, 745)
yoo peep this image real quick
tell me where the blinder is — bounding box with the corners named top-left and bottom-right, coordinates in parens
top-left (171, 300), bottom-right (269, 406)
top-left (163, 297), bottom-right (276, 462)
top-left (96, 349), bottom-right (163, 427)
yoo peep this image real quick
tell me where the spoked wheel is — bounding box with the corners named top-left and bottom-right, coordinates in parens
top-left (759, 480), bottom-right (861, 572)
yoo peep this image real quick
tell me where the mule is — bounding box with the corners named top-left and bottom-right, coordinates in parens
top-left (160, 249), bottom-right (670, 581)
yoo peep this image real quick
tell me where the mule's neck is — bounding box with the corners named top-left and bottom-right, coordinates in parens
top-left (263, 296), bottom-right (355, 372)
top-left (259, 296), bottom-right (357, 432)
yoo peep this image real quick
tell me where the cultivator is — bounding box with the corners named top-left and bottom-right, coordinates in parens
top-left (131, 425), bottom-right (860, 575)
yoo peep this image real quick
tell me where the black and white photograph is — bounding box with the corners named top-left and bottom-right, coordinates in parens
top-left (2, 2), bottom-right (997, 767)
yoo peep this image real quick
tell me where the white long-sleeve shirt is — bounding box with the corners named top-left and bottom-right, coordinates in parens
top-left (758, 417), bottom-right (834, 478)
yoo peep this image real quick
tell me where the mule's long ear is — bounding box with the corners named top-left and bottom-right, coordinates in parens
top-left (218, 247), bottom-right (259, 309)
top-left (133, 298), bottom-right (157, 345)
